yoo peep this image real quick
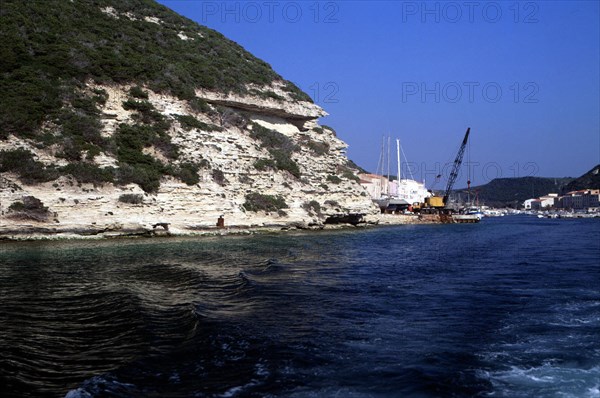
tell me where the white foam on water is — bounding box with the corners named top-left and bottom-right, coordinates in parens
top-left (64, 388), bottom-right (92, 398)
top-left (255, 362), bottom-right (270, 377)
top-left (550, 315), bottom-right (600, 327)
top-left (548, 301), bottom-right (600, 327)
top-left (478, 289), bottom-right (600, 397)
top-left (214, 362), bottom-right (270, 397)
top-left (485, 363), bottom-right (600, 397)
top-left (587, 386), bottom-right (600, 397)
top-left (282, 385), bottom-right (399, 398)
top-left (168, 371), bottom-right (180, 383)
top-left (218, 379), bottom-right (261, 398)
top-left (63, 375), bottom-right (137, 398)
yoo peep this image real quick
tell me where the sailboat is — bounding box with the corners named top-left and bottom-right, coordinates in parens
top-left (372, 136), bottom-right (393, 211)
top-left (373, 136), bottom-right (430, 212)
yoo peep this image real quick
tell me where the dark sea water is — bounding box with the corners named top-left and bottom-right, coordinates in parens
top-left (1, 216), bottom-right (599, 398)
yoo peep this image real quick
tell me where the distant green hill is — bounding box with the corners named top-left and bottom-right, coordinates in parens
top-left (562, 164), bottom-right (600, 192)
top-left (454, 177), bottom-right (573, 207)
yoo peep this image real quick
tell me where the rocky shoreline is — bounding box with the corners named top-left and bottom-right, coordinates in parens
top-left (0, 214), bottom-right (433, 242)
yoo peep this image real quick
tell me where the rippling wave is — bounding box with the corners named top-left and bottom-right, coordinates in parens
top-left (1, 218), bottom-right (599, 397)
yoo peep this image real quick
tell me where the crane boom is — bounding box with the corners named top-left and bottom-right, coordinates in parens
top-left (443, 127), bottom-right (470, 205)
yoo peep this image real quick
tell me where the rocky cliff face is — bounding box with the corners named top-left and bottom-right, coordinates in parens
top-left (0, 1), bottom-right (378, 239)
top-left (0, 81), bottom-right (378, 239)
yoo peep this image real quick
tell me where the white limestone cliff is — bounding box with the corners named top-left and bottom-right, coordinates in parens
top-left (0, 83), bottom-right (380, 239)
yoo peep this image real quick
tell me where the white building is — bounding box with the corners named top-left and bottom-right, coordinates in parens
top-left (524, 193), bottom-right (558, 209)
top-left (523, 198), bottom-right (537, 209)
top-left (539, 193), bottom-right (559, 208)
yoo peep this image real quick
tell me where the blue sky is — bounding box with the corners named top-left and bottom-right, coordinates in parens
top-left (157, 0), bottom-right (599, 186)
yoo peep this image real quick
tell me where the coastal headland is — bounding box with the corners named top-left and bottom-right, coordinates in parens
top-left (0, 1), bottom-right (383, 239)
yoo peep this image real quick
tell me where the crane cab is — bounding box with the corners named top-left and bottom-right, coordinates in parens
top-left (424, 196), bottom-right (445, 208)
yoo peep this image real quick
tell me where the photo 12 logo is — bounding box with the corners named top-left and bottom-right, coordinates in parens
top-left (401, 82), bottom-right (539, 104)
top-left (308, 82), bottom-right (340, 104)
top-left (400, 1), bottom-right (539, 23)
top-left (200, 2), bottom-right (340, 24)
top-left (402, 161), bottom-right (540, 184)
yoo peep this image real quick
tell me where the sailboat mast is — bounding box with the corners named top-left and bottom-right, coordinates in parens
top-left (377, 136), bottom-right (384, 177)
top-left (396, 138), bottom-right (401, 182)
top-left (386, 136), bottom-right (391, 184)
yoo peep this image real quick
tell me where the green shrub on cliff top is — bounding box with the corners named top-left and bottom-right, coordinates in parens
top-left (61, 163), bottom-right (115, 184)
top-left (129, 86), bottom-right (149, 99)
top-left (0, 149), bottom-right (58, 184)
top-left (174, 114), bottom-right (221, 132)
top-left (8, 196), bottom-right (50, 220)
top-left (253, 158), bottom-right (276, 171)
top-left (250, 123), bottom-right (301, 178)
top-left (327, 174), bottom-right (342, 184)
top-left (302, 200), bottom-right (322, 216)
top-left (243, 193), bottom-right (288, 212)
top-left (305, 139), bottom-right (330, 156)
top-left (171, 162), bottom-right (200, 185)
top-left (118, 194), bottom-right (144, 204)
top-left (250, 123), bottom-right (299, 153)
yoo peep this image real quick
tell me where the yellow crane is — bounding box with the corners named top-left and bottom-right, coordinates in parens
top-left (416, 128), bottom-right (471, 213)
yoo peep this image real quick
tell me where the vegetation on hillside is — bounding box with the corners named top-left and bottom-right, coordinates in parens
top-left (454, 177), bottom-right (573, 207)
top-left (302, 200), bottom-right (322, 216)
top-left (0, 0), bottom-right (313, 192)
top-left (303, 139), bottom-right (330, 156)
top-left (562, 164), bottom-right (600, 192)
top-left (0, 149), bottom-right (59, 183)
top-left (174, 114), bottom-right (221, 132)
top-left (327, 175), bottom-right (342, 184)
top-left (7, 196), bottom-right (50, 221)
top-left (118, 194), bottom-right (144, 204)
top-left (250, 123), bottom-right (301, 178)
top-left (358, 162), bottom-right (598, 208)
top-left (243, 193), bottom-right (288, 213)
top-left (347, 159), bottom-right (368, 174)
top-left (0, 0), bottom-right (309, 137)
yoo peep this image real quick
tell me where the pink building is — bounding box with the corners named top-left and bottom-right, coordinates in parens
top-left (359, 173), bottom-right (389, 199)
top-left (559, 189), bottom-right (600, 209)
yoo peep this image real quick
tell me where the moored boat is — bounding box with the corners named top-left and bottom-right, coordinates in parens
top-left (453, 214), bottom-right (481, 223)
top-left (361, 136), bottom-right (429, 213)
top-left (464, 206), bottom-right (484, 220)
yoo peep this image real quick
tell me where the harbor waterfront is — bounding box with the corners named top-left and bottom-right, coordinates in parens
top-left (1, 216), bottom-right (599, 397)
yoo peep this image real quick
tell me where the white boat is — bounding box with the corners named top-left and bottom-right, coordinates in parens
top-left (366, 136), bottom-right (430, 212)
top-left (393, 177), bottom-right (430, 207)
top-left (373, 196), bottom-right (410, 212)
top-left (483, 208), bottom-right (505, 217)
top-left (464, 206), bottom-right (484, 220)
